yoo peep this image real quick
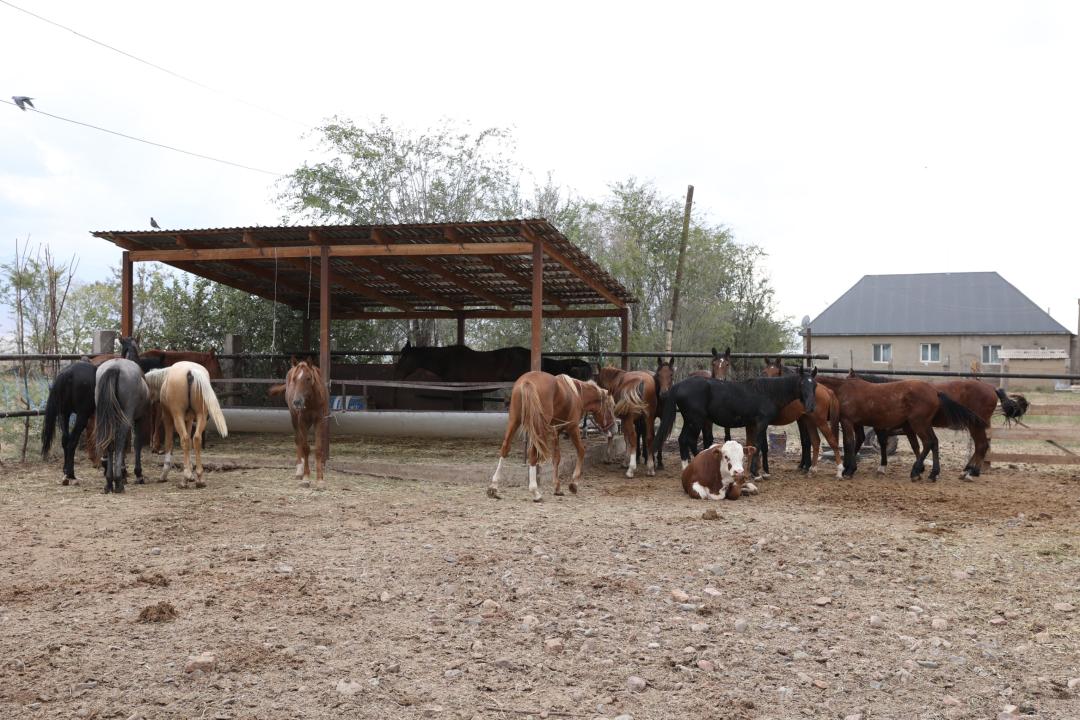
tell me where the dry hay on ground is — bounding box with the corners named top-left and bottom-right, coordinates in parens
top-left (1, 427), bottom-right (1078, 720)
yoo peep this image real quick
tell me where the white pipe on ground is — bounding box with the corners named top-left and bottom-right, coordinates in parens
top-left (222, 409), bottom-right (509, 439)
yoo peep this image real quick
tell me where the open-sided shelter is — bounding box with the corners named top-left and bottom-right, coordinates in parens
top-left (93, 219), bottom-right (637, 453)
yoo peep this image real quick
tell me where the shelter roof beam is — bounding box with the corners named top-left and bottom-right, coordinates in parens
top-left (408, 257), bottom-right (513, 311)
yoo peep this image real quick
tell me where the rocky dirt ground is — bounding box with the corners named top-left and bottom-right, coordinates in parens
top-left (1, 425), bottom-right (1079, 720)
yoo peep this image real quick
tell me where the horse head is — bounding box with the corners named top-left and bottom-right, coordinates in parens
top-left (591, 385), bottom-right (617, 436)
top-left (711, 347), bottom-right (732, 380)
top-left (287, 357), bottom-right (321, 411)
top-left (119, 335), bottom-right (141, 361)
top-left (654, 356), bottom-right (676, 396)
top-left (796, 365), bottom-right (818, 413)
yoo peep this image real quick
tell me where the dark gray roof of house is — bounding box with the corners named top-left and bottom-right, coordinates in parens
top-left (807, 272), bottom-right (1072, 336)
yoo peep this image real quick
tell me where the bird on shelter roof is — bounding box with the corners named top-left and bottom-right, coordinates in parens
top-left (150, 217), bottom-right (161, 230)
top-left (12, 96), bottom-right (35, 111)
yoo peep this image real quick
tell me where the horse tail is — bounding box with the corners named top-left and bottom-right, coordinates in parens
top-left (655, 386), bottom-right (680, 451)
top-left (937, 392), bottom-right (989, 432)
top-left (94, 366), bottom-right (129, 454)
top-left (41, 377), bottom-right (62, 459)
top-left (517, 378), bottom-right (551, 466)
top-left (995, 387), bottom-right (1029, 422)
top-left (614, 381), bottom-right (647, 418)
top-left (190, 369), bottom-right (228, 438)
top-left (826, 390), bottom-right (840, 439)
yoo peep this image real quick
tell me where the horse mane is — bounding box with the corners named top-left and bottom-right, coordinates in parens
top-left (143, 367), bottom-right (168, 396)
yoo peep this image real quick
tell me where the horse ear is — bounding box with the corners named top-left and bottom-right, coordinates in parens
top-left (724, 347), bottom-right (731, 358)
top-left (711, 347), bottom-right (718, 358)
top-left (669, 356), bottom-right (676, 367)
top-left (657, 356), bottom-right (663, 367)
top-left (403, 340), bottom-right (411, 350)
top-left (291, 356), bottom-right (299, 367)
top-left (797, 365), bottom-right (804, 375)
top-left (811, 367), bottom-right (818, 378)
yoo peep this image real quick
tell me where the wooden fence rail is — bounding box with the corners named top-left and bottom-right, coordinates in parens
top-left (987, 402), bottom-right (1080, 466)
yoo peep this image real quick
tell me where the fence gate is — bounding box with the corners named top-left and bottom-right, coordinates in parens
top-left (987, 402), bottom-right (1080, 466)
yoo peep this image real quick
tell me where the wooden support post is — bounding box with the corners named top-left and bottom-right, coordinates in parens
top-left (456, 314), bottom-right (466, 347)
top-left (319, 246), bottom-right (331, 463)
top-left (121, 251), bottom-right (133, 337)
top-left (530, 239), bottom-right (543, 371)
top-left (620, 308), bottom-right (629, 370)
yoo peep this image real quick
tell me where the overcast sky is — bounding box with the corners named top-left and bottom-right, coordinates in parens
top-left (2, 0), bottom-right (1077, 335)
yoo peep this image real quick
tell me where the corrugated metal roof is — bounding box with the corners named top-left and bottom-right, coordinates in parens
top-left (91, 219), bottom-right (636, 314)
top-left (807, 272), bottom-right (1072, 336)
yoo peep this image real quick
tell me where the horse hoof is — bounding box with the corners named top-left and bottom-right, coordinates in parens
top-left (299, 480), bottom-right (311, 488)
top-left (554, 489), bottom-right (565, 496)
top-left (961, 473), bottom-right (975, 482)
top-left (532, 495), bottom-right (543, 503)
top-left (928, 473), bottom-right (939, 482)
top-left (655, 462), bottom-right (664, 471)
top-left (486, 487), bottom-right (501, 500)
top-left (136, 476), bottom-right (145, 485)
top-left (195, 481), bottom-right (206, 489)
top-left (568, 483), bottom-right (578, 494)
top-left (61, 478), bottom-right (70, 486)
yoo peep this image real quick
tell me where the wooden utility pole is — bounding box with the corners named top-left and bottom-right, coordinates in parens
top-left (665, 185), bottom-right (694, 354)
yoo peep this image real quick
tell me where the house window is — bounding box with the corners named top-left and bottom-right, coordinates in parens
top-left (872, 343), bottom-right (892, 363)
top-left (920, 343), bottom-right (941, 363)
top-left (981, 345), bottom-right (1001, 364)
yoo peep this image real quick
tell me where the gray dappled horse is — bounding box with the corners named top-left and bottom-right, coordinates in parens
top-left (94, 358), bottom-right (151, 493)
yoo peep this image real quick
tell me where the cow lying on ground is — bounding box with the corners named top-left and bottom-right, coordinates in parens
top-left (681, 440), bottom-right (758, 500)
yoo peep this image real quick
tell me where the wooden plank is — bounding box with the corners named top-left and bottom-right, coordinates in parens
top-left (991, 428), bottom-right (1080, 442)
top-left (333, 308), bottom-right (624, 320)
top-left (620, 307), bottom-right (629, 370)
top-left (320, 245), bottom-right (331, 463)
top-left (530, 240), bottom-right (543, 371)
top-left (121, 251), bottom-right (133, 336)
top-left (479, 255), bottom-right (567, 309)
top-left (521, 222), bottom-right (626, 308)
top-left (128, 242), bottom-right (534, 262)
top-left (348, 257), bottom-right (462, 310)
top-left (409, 257), bottom-right (513, 311)
top-left (1023, 404), bottom-right (1080, 416)
top-left (986, 452), bottom-right (1080, 465)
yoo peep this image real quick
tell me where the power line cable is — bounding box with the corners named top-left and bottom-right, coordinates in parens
top-left (2, 98), bottom-right (283, 176)
top-left (0, 0), bottom-right (311, 130)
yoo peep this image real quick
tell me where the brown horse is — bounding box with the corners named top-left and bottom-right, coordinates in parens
top-left (489, 372), bottom-right (615, 502)
top-left (816, 375), bottom-right (987, 481)
top-left (269, 358), bottom-right (329, 490)
top-left (145, 362), bottom-right (228, 489)
top-left (852, 372), bottom-right (1028, 480)
top-left (597, 366), bottom-right (660, 478)
top-left (763, 359), bottom-right (843, 477)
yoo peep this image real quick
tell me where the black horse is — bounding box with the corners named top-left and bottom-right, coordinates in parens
top-left (656, 367), bottom-right (818, 478)
top-left (541, 356), bottom-right (593, 381)
top-left (41, 360), bottom-right (99, 483)
top-left (394, 341), bottom-right (594, 382)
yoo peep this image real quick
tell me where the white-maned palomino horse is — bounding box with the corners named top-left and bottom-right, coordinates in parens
top-left (145, 361), bottom-right (228, 489)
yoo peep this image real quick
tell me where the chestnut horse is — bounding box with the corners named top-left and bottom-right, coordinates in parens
top-left (816, 375), bottom-right (987, 481)
top-left (597, 366), bottom-right (660, 478)
top-left (852, 372), bottom-right (1028, 480)
top-left (489, 372), bottom-right (615, 502)
top-left (763, 359), bottom-right (843, 477)
top-left (145, 362), bottom-right (228, 489)
top-left (269, 358), bottom-right (329, 490)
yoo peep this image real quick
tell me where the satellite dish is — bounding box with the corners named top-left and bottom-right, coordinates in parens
top-left (801, 315), bottom-right (811, 329)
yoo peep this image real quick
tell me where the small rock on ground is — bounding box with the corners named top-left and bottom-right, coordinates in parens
top-left (184, 652), bottom-right (216, 674)
top-left (626, 675), bottom-right (647, 693)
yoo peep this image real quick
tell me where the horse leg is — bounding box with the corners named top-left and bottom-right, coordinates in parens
top-left (752, 425), bottom-right (769, 480)
top-left (174, 408), bottom-right (193, 488)
top-left (314, 417), bottom-right (327, 490)
top-left (814, 412), bottom-right (843, 479)
top-left (623, 417), bottom-right (637, 479)
top-left (552, 434), bottom-right (564, 496)
top-left (963, 426), bottom-right (989, 481)
top-left (298, 424), bottom-right (312, 487)
top-left (678, 422), bottom-right (698, 469)
top-left (796, 415), bottom-right (812, 473)
top-left (840, 420), bottom-right (858, 478)
top-left (85, 415), bottom-right (101, 469)
top-left (910, 424), bottom-right (934, 481)
top-left (160, 412), bottom-right (176, 483)
top-left (568, 426), bottom-right (586, 494)
top-left (192, 411), bottom-right (208, 489)
top-left (645, 413), bottom-right (656, 477)
top-left (489, 413), bottom-right (520, 499)
top-left (925, 427), bottom-right (942, 482)
top-left (132, 415), bottom-right (145, 484)
top-left (66, 412), bottom-right (89, 484)
top-left (527, 443), bottom-right (542, 503)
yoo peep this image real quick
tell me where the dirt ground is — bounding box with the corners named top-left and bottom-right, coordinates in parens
top-left (2, 426), bottom-right (1079, 720)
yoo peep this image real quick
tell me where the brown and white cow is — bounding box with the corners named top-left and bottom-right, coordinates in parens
top-left (681, 440), bottom-right (758, 500)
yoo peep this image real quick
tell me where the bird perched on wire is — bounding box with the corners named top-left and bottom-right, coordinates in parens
top-left (12, 96), bottom-right (35, 111)
top-left (150, 217), bottom-right (161, 229)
